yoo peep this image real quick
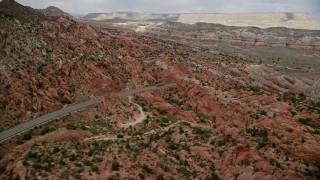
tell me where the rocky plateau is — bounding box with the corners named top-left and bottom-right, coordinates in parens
top-left (82, 12), bottom-right (320, 30)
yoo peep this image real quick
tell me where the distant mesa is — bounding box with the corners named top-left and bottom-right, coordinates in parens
top-left (82, 12), bottom-right (320, 30)
top-left (82, 12), bottom-right (179, 23)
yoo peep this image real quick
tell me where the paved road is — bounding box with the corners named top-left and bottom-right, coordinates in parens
top-left (275, 72), bottom-right (320, 78)
top-left (0, 83), bottom-right (176, 143)
top-left (266, 64), bottom-right (320, 78)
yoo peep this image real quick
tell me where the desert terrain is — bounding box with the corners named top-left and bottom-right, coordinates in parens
top-left (0, 0), bottom-right (319, 179)
top-left (82, 12), bottom-right (320, 30)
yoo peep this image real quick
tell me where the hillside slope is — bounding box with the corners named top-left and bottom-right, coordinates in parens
top-left (0, 1), bottom-right (319, 179)
top-left (0, 0), bottom-right (151, 130)
top-left (38, 6), bottom-right (73, 18)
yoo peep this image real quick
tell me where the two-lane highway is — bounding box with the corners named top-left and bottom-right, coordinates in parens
top-left (0, 83), bottom-right (176, 143)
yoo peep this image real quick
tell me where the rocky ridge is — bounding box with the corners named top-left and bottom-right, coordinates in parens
top-left (0, 1), bottom-right (319, 179)
top-left (38, 6), bottom-right (73, 18)
top-left (0, 0), bottom-right (152, 130)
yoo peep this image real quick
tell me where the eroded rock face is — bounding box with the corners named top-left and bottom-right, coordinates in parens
top-left (0, 1), bottom-right (319, 180)
top-left (141, 22), bottom-right (320, 56)
top-left (0, 1), bottom-right (155, 129)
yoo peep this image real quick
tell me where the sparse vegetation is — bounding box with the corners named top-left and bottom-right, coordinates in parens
top-left (299, 118), bottom-right (318, 129)
top-left (0, 3), bottom-right (319, 179)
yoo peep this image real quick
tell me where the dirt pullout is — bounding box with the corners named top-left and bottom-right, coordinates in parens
top-left (119, 96), bottom-right (146, 128)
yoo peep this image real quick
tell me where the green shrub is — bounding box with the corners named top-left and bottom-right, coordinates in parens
top-left (159, 123), bottom-right (167, 127)
top-left (88, 149), bottom-right (94, 156)
top-left (111, 161), bottom-right (120, 171)
top-left (217, 139), bottom-right (227, 146)
top-left (59, 159), bottom-right (67, 165)
top-left (241, 159), bottom-right (250, 166)
top-left (22, 159), bottom-right (29, 166)
top-left (60, 98), bottom-right (71, 104)
top-left (298, 93), bottom-right (306, 100)
top-left (299, 118), bottom-right (317, 129)
top-left (168, 143), bottom-right (179, 150)
top-left (40, 127), bottom-right (50, 135)
top-left (257, 141), bottom-right (267, 150)
top-left (32, 163), bottom-right (42, 170)
top-left (117, 134), bottom-right (124, 138)
top-left (179, 127), bottom-right (184, 134)
top-left (283, 92), bottom-right (297, 104)
top-left (59, 170), bottom-right (71, 179)
top-left (75, 163), bottom-right (82, 167)
top-left (156, 174), bottom-right (164, 180)
top-left (83, 159), bottom-right (92, 166)
top-left (161, 117), bottom-right (170, 123)
top-left (210, 140), bottom-right (215, 145)
top-left (161, 165), bottom-right (170, 172)
top-left (299, 118), bottom-right (310, 125)
top-left (195, 128), bottom-right (211, 138)
top-left (138, 173), bottom-right (145, 179)
top-left (260, 110), bottom-right (267, 116)
top-left (272, 143), bottom-right (277, 148)
top-left (27, 152), bottom-right (38, 159)
top-left (66, 124), bottom-right (77, 130)
top-left (23, 133), bottom-right (32, 141)
top-left (246, 127), bottom-right (268, 137)
top-left (91, 165), bottom-right (99, 172)
top-left (158, 110), bottom-right (167, 115)
top-left (53, 147), bottom-right (60, 154)
top-left (177, 167), bottom-right (193, 178)
top-left (16, 138), bottom-right (24, 145)
top-left (291, 111), bottom-right (297, 116)
top-left (287, 128), bottom-right (294, 133)
top-left (38, 81), bottom-right (43, 89)
top-left (205, 173), bottom-right (220, 180)
top-left (310, 130), bottom-right (320, 135)
top-left (69, 154), bottom-right (77, 161)
top-left (142, 165), bottom-right (153, 174)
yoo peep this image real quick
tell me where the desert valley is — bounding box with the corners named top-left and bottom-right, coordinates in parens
top-left (0, 0), bottom-right (319, 179)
